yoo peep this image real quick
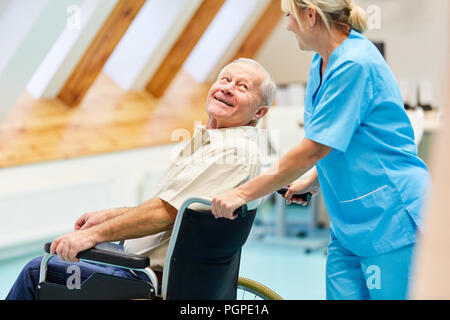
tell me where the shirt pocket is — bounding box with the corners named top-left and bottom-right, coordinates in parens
top-left (337, 184), bottom-right (403, 224)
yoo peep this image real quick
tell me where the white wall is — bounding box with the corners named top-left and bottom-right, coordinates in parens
top-left (0, 0), bottom-right (48, 76)
top-left (0, 0), bottom-right (84, 123)
top-left (256, 0), bottom-right (449, 108)
top-left (0, 143), bottom-right (178, 259)
top-left (0, 0), bottom-right (12, 17)
top-left (27, 0), bottom-right (118, 99)
top-left (256, 18), bottom-right (314, 85)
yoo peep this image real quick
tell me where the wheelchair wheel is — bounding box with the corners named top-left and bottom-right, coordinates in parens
top-left (237, 277), bottom-right (283, 300)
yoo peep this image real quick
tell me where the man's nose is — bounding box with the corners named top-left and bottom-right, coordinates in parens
top-left (221, 83), bottom-right (234, 96)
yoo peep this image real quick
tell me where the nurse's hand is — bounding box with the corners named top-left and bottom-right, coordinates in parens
top-left (212, 188), bottom-right (247, 220)
top-left (285, 177), bottom-right (320, 206)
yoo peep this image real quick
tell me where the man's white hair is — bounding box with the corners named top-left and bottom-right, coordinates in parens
top-left (218, 58), bottom-right (276, 108)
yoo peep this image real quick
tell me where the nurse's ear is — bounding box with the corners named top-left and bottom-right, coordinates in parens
top-left (304, 5), bottom-right (318, 30)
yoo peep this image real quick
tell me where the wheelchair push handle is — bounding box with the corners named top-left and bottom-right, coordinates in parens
top-left (276, 188), bottom-right (312, 204)
top-left (178, 197), bottom-right (249, 219)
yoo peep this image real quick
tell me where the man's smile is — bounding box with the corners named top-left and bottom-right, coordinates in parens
top-left (214, 96), bottom-right (234, 107)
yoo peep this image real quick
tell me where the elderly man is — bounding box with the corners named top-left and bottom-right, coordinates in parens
top-left (6, 58), bottom-right (276, 300)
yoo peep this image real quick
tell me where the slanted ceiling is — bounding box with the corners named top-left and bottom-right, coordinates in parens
top-left (0, 0), bottom-right (282, 167)
top-left (58, 0), bottom-right (146, 107)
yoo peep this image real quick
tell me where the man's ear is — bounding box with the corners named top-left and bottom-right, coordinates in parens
top-left (253, 106), bottom-right (269, 120)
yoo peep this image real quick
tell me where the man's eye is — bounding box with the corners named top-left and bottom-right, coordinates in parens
top-left (240, 84), bottom-right (248, 91)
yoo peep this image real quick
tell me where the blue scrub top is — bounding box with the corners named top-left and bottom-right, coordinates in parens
top-left (304, 30), bottom-right (431, 257)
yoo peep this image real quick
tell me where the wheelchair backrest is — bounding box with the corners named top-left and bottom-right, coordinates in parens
top-left (163, 202), bottom-right (257, 300)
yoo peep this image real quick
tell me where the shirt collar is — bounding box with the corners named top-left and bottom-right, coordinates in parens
top-left (194, 124), bottom-right (258, 147)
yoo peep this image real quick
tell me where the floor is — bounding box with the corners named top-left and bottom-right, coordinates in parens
top-left (240, 238), bottom-right (327, 300)
top-left (0, 198), bottom-right (329, 300)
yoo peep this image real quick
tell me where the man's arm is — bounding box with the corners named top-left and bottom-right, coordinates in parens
top-left (92, 198), bottom-right (177, 242)
top-left (74, 207), bottom-right (133, 231)
top-left (50, 198), bottom-right (177, 262)
top-left (52, 137), bottom-right (256, 262)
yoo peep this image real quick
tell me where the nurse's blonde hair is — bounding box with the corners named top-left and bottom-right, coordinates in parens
top-left (281, 0), bottom-right (368, 34)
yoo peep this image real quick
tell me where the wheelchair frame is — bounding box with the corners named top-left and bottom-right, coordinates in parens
top-left (37, 197), bottom-right (281, 300)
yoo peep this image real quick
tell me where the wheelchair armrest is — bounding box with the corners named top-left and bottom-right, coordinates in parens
top-left (44, 242), bottom-right (150, 270)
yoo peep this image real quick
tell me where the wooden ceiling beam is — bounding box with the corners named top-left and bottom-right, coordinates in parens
top-left (145, 0), bottom-right (226, 98)
top-left (230, 0), bottom-right (283, 61)
top-left (58, 0), bottom-right (146, 107)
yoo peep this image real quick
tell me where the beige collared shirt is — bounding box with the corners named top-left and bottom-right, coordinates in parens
top-left (124, 124), bottom-right (261, 272)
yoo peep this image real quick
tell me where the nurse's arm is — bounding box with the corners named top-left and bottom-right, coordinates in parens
top-left (236, 138), bottom-right (331, 203)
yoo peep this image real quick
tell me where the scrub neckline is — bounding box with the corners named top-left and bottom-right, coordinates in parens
top-left (315, 29), bottom-right (355, 92)
top-left (318, 29), bottom-right (355, 81)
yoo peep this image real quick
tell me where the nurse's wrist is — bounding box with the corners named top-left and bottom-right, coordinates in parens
top-left (235, 186), bottom-right (249, 204)
top-left (304, 172), bottom-right (316, 185)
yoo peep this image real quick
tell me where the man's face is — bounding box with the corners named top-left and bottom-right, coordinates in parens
top-left (206, 63), bottom-right (267, 128)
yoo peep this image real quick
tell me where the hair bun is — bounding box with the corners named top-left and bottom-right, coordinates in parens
top-left (348, 5), bottom-right (368, 33)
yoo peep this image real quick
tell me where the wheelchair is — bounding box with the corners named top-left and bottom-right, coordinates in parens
top-left (37, 197), bottom-right (283, 300)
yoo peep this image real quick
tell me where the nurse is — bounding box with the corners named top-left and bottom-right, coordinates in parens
top-left (211, 0), bottom-right (431, 300)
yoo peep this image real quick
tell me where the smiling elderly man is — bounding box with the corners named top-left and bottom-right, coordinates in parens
top-left (6, 58), bottom-right (276, 300)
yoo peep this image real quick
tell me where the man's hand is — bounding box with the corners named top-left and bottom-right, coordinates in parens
top-left (74, 210), bottom-right (107, 231)
top-left (211, 188), bottom-right (247, 220)
top-left (50, 229), bottom-right (98, 262)
top-left (74, 208), bottom-right (130, 231)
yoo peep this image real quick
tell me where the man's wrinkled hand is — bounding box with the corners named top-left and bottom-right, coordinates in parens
top-left (50, 230), bottom-right (97, 262)
top-left (212, 188), bottom-right (247, 220)
top-left (74, 210), bottom-right (111, 231)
